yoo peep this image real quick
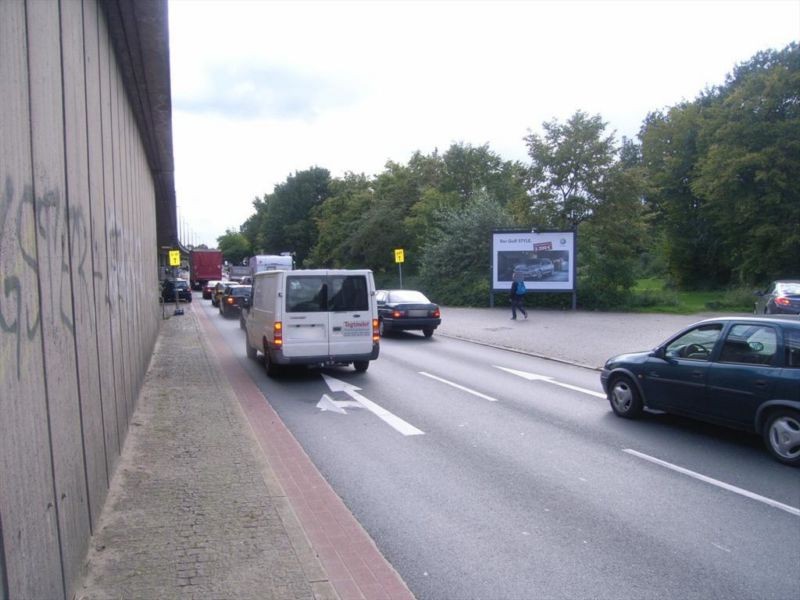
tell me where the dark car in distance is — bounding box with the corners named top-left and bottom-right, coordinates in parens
top-left (376, 289), bottom-right (441, 338)
top-left (754, 280), bottom-right (800, 315)
top-left (202, 280), bottom-right (221, 300)
top-left (219, 284), bottom-right (251, 318)
top-left (161, 279), bottom-right (192, 303)
top-left (601, 317), bottom-right (800, 466)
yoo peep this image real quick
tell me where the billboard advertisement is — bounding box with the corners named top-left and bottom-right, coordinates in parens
top-left (492, 230), bottom-right (575, 292)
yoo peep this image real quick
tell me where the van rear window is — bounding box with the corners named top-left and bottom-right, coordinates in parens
top-left (286, 276), bottom-right (326, 312)
top-left (286, 275), bottom-right (368, 312)
top-left (329, 275), bottom-right (368, 311)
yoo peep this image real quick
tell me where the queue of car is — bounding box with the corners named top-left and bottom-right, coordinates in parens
top-left (166, 272), bottom-right (800, 466)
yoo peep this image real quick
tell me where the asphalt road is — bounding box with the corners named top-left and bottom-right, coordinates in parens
top-left (202, 300), bottom-right (800, 599)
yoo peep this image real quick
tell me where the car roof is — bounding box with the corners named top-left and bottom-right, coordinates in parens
top-left (693, 315), bottom-right (800, 329)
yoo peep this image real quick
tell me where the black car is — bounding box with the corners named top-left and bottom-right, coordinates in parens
top-left (161, 279), bottom-right (192, 303)
top-left (601, 316), bottom-right (800, 466)
top-left (754, 279), bottom-right (800, 315)
top-left (376, 289), bottom-right (441, 338)
top-left (219, 284), bottom-right (251, 318)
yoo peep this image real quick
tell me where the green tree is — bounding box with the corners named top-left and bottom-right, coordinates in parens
top-left (419, 191), bottom-right (514, 305)
top-left (639, 103), bottom-right (726, 288)
top-left (307, 172), bottom-right (374, 268)
top-left (258, 167), bottom-right (331, 265)
top-left (640, 42), bottom-right (800, 287)
top-left (692, 43), bottom-right (800, 283)
top-left (524, 111), bottom-right (617, 230)
top-left (216, 229), bottom-right (251, 265)
top-left (578, 163), bottom-right (649, 308)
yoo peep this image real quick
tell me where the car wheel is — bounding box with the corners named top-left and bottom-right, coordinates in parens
top-left (353, 361), bottom-right (369, 372)
top-left (245, 336), bottom-right (257, 360)
top-left (608, 375), bottom-right (643, 419)
top-left (763, 409), bottom-right (800, 466)
top-left (239, 317), bottom-right (245, 330)
top-left (422, 327), bottom-right (434, 338)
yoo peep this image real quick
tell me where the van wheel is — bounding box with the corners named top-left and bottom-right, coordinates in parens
top-left (245, 337), bottom-right (257, 360)
top-left (353, 361), bottom-right (369, 373)
top-left (263, 346), bottom-right (281, 377)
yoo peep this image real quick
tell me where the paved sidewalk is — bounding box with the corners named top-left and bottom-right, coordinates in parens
top-left (76, 304), bottom-right (412, 600)
top-left (437, 306), bottom-right (733, 369)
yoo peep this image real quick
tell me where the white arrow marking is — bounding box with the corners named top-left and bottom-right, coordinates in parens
top-left (317, 393), bottom-right (346, 414)
top-left (321, 375), bottom-right (425, 436)
top-left (419, 372), bottom-right (498, 402)
top-left (321, 374), bottom-right (361, 393)
top-left (495, 366), bottom-right (606, 398)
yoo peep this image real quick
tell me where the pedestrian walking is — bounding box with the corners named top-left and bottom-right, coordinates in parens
top-left (510, 276), bottom-right (528, 320)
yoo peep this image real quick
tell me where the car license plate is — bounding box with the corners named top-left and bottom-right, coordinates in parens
top-left (408, 310), bottom-right (428, 317)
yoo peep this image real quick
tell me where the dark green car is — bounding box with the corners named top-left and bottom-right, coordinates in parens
top-left (601, 316), bottom-right (800, 466)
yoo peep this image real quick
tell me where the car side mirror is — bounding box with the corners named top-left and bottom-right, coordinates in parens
top-left (650, 347), bottom-right (667, 360)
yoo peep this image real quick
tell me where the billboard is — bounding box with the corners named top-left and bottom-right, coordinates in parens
top-left (492, 230), bottom-right (575, 292)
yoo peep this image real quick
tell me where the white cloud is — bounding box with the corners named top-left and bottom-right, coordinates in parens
top-left (169, 0), bottom-right (799, 247)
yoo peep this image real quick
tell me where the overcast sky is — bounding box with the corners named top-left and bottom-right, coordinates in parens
top-left (168, 0), bottom-right (799, 248)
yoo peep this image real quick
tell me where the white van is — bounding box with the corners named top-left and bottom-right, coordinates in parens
top-left (248, 254), bottom-right (294, 276)
top-left (244, 269), bottom-right (380, 375)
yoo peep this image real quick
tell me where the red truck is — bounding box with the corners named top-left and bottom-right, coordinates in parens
top-left (190, 249), bottom-right (223, 290)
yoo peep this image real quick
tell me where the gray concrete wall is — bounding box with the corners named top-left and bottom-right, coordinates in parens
top-left (0, 1), bottom-right (161, 598)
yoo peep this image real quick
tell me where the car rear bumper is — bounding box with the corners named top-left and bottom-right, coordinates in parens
top-left (270, 343), bottom-right (380, 366)
top-left (383, 318), bottom-right (441, 331)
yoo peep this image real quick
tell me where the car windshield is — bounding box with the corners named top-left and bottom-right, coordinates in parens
top-left (174, 281), bottom-right (189, 289)
top-left (388, 290), bottom-right (429, 303)
top-left (231, 287), bottom-right (251, 297)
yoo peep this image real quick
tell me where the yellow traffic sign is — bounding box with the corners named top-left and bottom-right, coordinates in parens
top-left (169, 249), bottom-right (181, 266)
top-left (394, 248), bottom-right (405, 264)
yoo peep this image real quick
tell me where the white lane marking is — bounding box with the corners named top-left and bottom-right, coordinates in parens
top-left (419, 372), bottom-right (498, 402)
top-left (623, 449), bottom-right (800, 517)
top-left (495, 366), bottom-right (606, 398)
top-left (321, 375), bottom-right (424, 436)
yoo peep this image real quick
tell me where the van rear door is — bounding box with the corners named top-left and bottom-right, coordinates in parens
top-left (283, 274), bottom-right (329, 358)
top-left (327, 273), bottom-right (373, 356)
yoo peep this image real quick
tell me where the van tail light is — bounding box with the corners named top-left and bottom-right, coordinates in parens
top-left (373, 319), bottom-right (380, 342)
top-left (776, 296), bottom-right (791, 306)
top-left (274, 321), bottom-right (283, 347)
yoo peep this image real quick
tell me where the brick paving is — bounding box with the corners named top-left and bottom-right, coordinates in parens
top-left (76, 302), bottom-right (410, 599)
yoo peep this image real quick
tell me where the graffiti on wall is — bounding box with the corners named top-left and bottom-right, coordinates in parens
top-left (0, 175), bottom-right (119, 379)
